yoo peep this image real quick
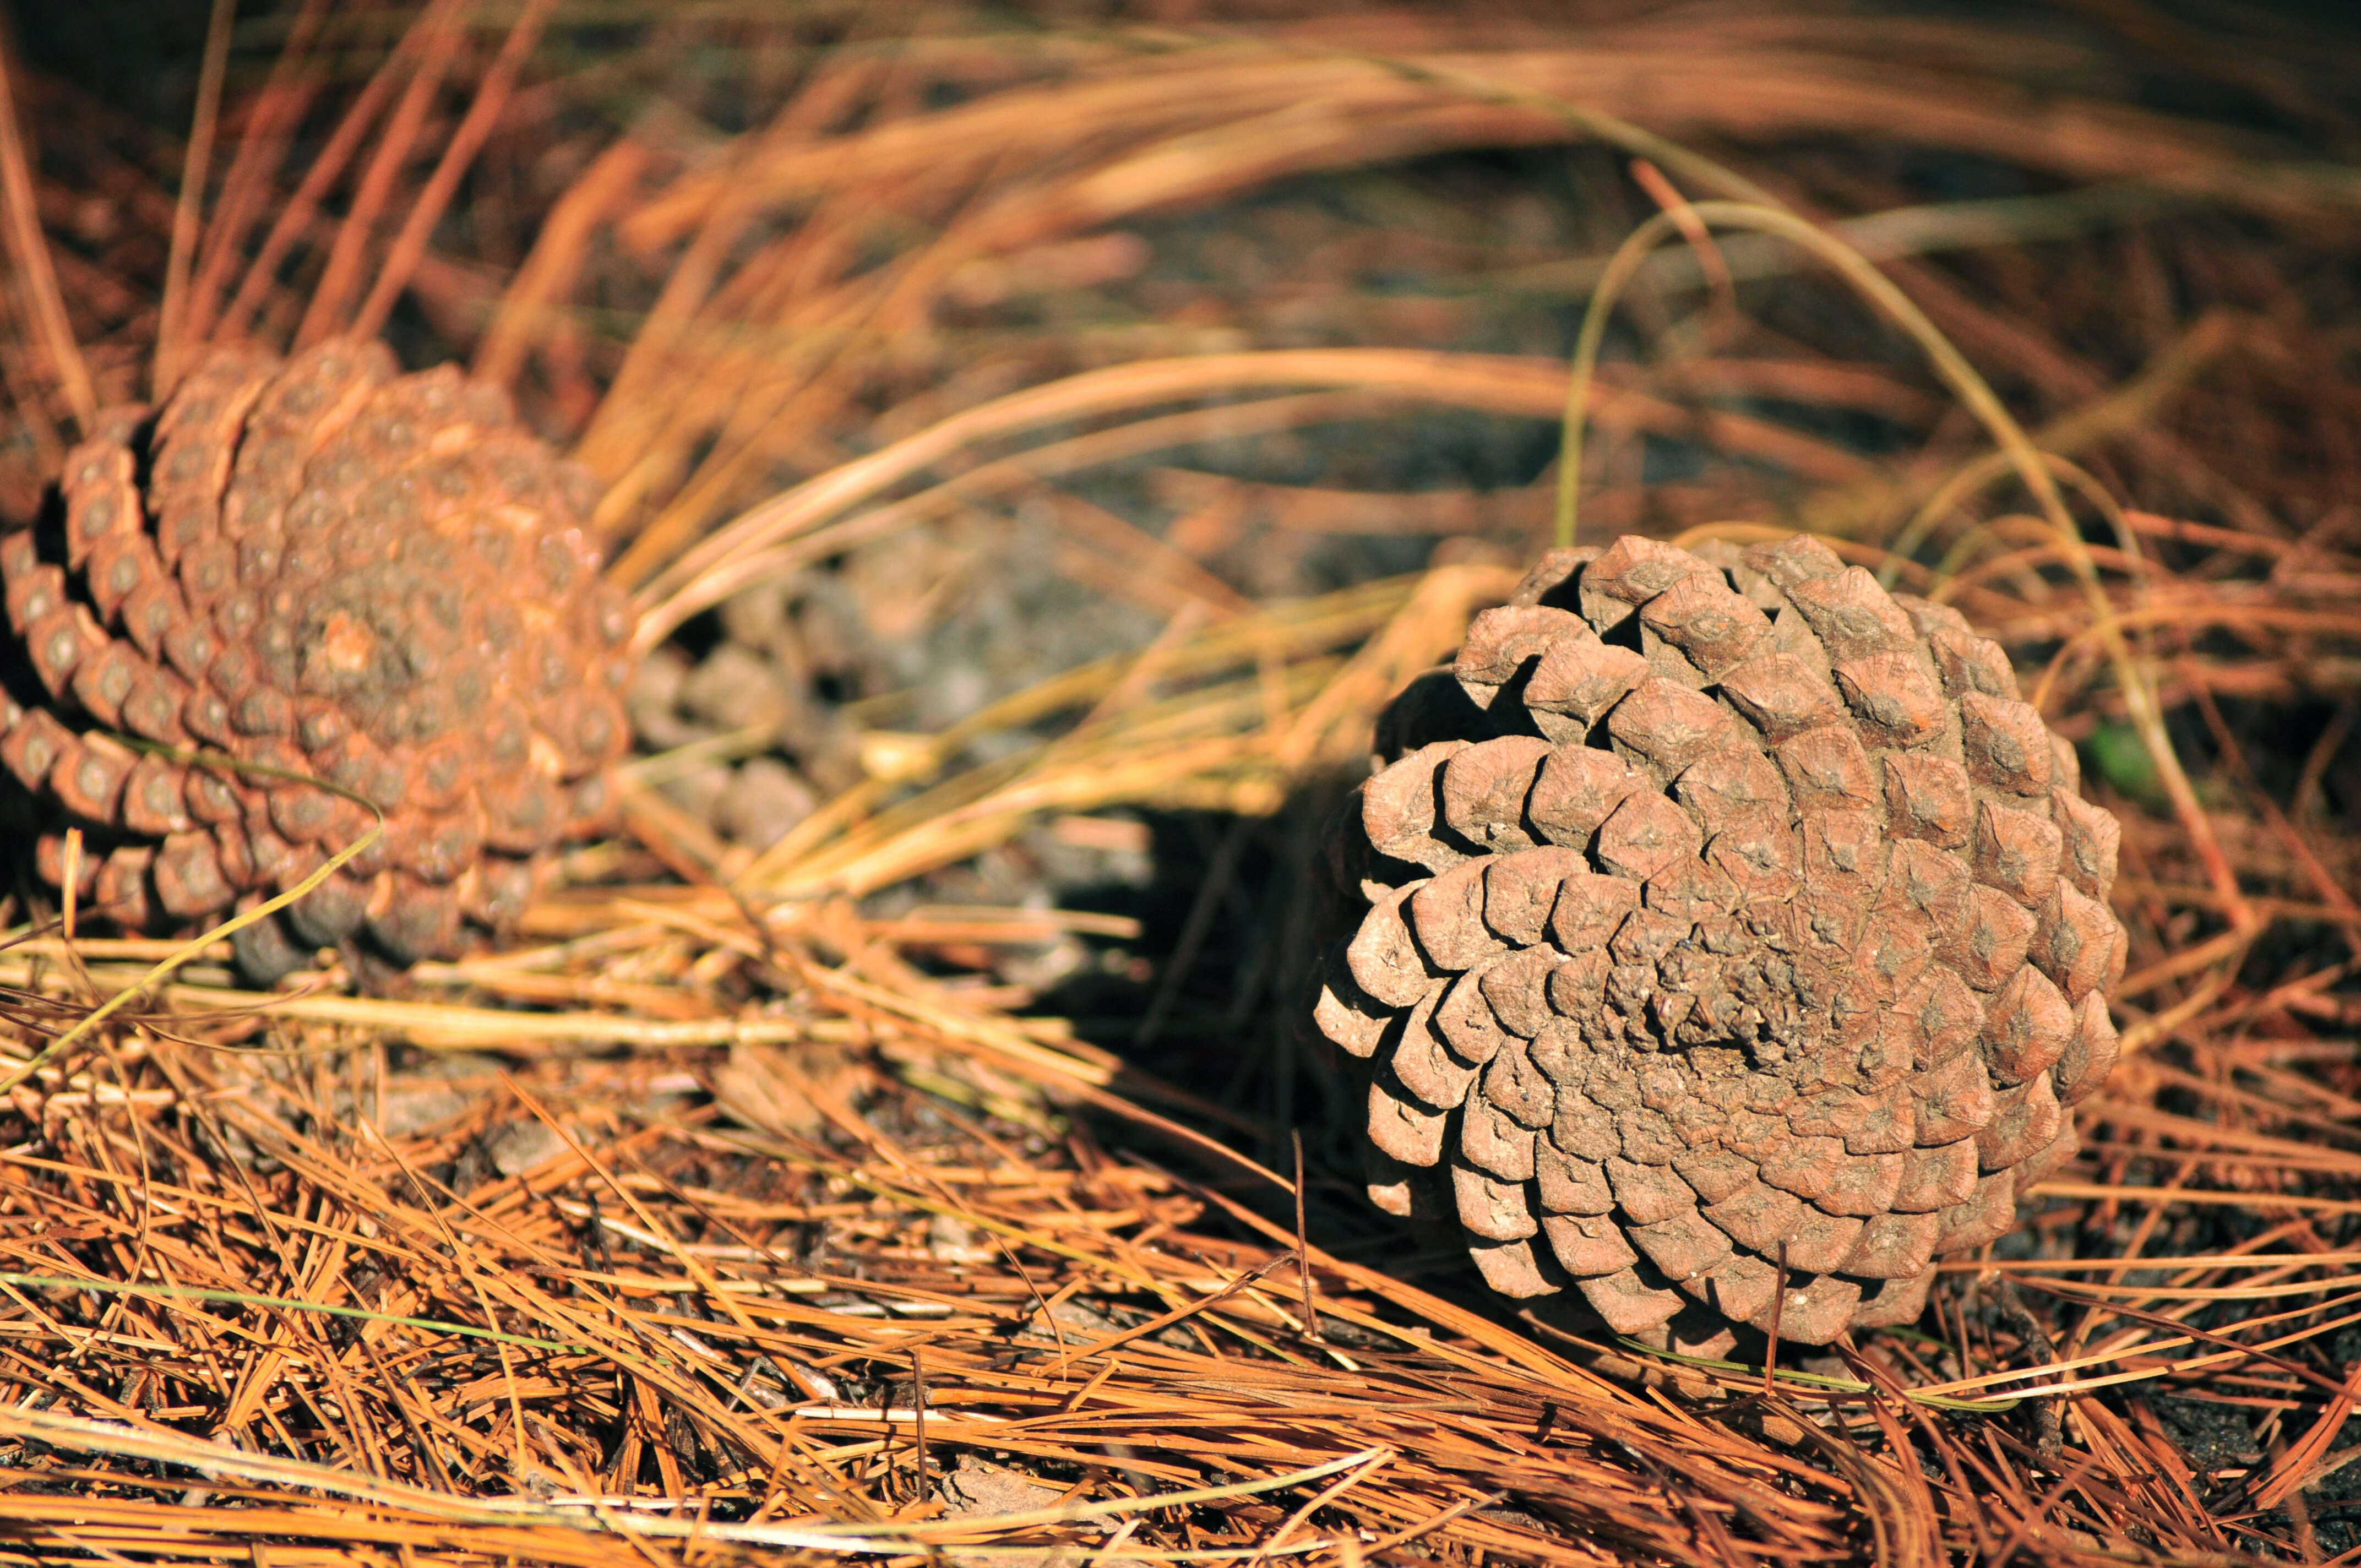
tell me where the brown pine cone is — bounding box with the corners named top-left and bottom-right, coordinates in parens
top-left (0, 341), bottom-right (631, 979)
top-left (1313, 534), bottom-right (2125, 1349)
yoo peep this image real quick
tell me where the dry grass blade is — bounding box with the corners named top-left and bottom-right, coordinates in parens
top-left (294, 0), bottom-right (469, 347)
top-left (350, 0), bottom-right (557, 343)
top-left (0, 33), bottom-right (95, 430)
top-left (151, 0), bottom-right (235, 396)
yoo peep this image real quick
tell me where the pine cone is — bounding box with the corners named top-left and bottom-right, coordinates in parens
top-left (1314, 535), bottom-right (2125, 1348)
top-left (0, 341), bottom-right (631, 979)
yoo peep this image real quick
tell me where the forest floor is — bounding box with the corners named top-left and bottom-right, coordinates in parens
top-left (1, 2), bottom-right (2360, 1562)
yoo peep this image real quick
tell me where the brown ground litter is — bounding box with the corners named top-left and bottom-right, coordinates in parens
top-left (0, 2), bottom-right (2357, 1562)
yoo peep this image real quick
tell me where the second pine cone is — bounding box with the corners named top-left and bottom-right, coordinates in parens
top-left (1313, 533), bottom-right (2126, 1351)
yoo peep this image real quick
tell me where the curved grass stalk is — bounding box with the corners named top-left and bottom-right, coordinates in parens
top-left (631, 348), bottom-right (1575, 654)
top-left (1881, 308), bottom-right (2234, 587)
top-left (1554, 202), bottom-right (2080, 551)
top-left (1555, 198), bottom-right (2254, 1030)
top-left (2031, 605), bottom-right (2361, 710)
